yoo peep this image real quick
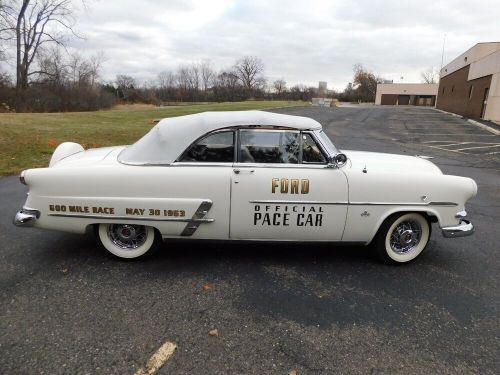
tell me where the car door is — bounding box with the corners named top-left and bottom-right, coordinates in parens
top-left (230, 129), bottom-right (348, 241)
top-left (172, 129), bottom-right (235, 239)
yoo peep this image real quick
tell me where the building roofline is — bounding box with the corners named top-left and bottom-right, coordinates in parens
top-left (440, 42), bottom-right (500, 78)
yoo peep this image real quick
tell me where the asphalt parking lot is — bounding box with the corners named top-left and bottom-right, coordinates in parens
top-left (1, 106), bottom-right (499, 374)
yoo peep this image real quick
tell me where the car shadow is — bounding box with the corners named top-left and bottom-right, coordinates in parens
top-left (13, 231), bottom-right (491, 330)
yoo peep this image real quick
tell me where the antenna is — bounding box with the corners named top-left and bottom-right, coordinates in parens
top-left (440, 33), bottom-right (447, 72)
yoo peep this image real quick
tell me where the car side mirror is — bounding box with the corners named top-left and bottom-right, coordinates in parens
top-left (329, 153), bottom-right (347, 168)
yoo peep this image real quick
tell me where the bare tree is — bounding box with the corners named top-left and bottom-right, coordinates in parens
top-left (187, 63), bottom-right (200, 92)
top-left (289, 84), bottom-right (313, 101)
top-left (176, 64), bottom-right (201, 101)
top-left (212, 69), bottom-right (241, 102)
top-left (157, 70), bottom-right (176, 101)
top-left (67, 51), bottom-right (101, 88)
top-left (115, 74), bottom-right (136, 101)
top-left (176, 65), bottom-right (190, 101)
top-left (158, 70), bottom-right (175, 89)
top-left (36, 46), bottom-right (66, 83)
top-left (28, 46), bottom-right (109, 111)
top-left (273, 78), bottom-right (286, 96)
top-left (116, 74), bottom-right (135, 89)
top-left (1, 0), bottom-right (81, 111)
top-left (421, 67), bottom-right (438, 84)
top-left (199, 60), bottom-right (214, 92)
top-left (0, 1), bottom-right (14, 59)
top-left (233, 56), bottom-right (265, 93)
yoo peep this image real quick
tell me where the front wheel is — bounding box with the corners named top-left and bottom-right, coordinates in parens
top-left (97, 223), bottom-right (160, 259)
top-left (375, 213), bottom-right (431, 264)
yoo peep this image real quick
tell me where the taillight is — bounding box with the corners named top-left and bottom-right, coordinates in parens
top-left (20, 170), bottom-right (27, 185)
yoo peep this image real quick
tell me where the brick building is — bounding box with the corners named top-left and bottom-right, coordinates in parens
top-left (437, 42), bottom-right (500, 122)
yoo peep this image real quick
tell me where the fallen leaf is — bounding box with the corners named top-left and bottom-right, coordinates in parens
top-left (208, 329), bottom-right (219, 337)
top-left (202, 283), bottom-right (212, 290)
top-left (289, 370), bottom-right (297, 375)
top-left (62, 267), bottom-right (69, 273)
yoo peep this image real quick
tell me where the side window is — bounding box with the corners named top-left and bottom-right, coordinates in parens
top-left (180, 131), bottom-right (234, 162)
top-left (302, 134), bottom-right (326, 163)
top-left (239, 130), bottom-right (299, 163)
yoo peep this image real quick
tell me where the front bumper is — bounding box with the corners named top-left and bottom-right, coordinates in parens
top-left (441, 219), bottom-right (474, 238)
top-left (13, 207), bottom-right (40, 227)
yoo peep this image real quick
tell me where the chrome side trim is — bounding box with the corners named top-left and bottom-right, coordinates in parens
top-left (250, 200), bottom-right (348, 205)
top-left (349, 201), bottom-right (458, 207)
top-left (13, 207), bottom-right (40, 227)
top-left (48, 213), bottom-right (214, 224)
top-left (249, 200), bottom-right (458, 207)
top-left (428, 202), bottom-right (459, 207)
top-left (181, 200), bottom-right (214, 236)
top-left (442, 219), bottom-right (474, 238)
top-left (232, 163), bottom-right (331, 169)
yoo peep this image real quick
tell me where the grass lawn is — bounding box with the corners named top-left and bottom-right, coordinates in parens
top-left (0, 101), bottom-right (306, 176)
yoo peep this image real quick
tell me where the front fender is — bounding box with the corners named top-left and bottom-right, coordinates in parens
top-left (341, 171), bottom-right (477, 242)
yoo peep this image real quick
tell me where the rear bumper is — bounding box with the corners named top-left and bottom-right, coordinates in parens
top-left (441, 219), bottom-right (474, 238)
top-left (13, 207), bottom-right (40, 227)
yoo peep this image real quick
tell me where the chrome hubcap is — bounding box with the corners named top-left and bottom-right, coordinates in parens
top-left (107, 224), bottom-right (147, 250)
top-left (390, 220), bottom-right (422, 254)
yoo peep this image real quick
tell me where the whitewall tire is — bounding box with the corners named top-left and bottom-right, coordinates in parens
top-left (97, 223), bottom-right (159, 259)
top-left (375, 213), bottom-right (431, 264)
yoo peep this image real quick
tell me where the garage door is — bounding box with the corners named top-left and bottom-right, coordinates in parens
top-left (380, 94), bottom-right (398, 105)
top-left (398, 95), bottom-right (410, 105)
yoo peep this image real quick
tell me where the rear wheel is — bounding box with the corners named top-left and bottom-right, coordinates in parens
top-left (97, 223), bottom-right (160, 259)
top-left (375, 213), bottom-right (431, 264)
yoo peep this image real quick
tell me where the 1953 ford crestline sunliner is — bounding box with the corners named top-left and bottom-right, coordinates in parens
top-left (14, 111), bottom-right (477, 263)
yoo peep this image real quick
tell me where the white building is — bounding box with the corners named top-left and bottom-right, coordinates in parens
top-left (375, 83), bottom-right (438, 106)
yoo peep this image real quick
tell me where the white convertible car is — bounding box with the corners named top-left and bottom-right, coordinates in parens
top-left (14, 111), bottom-right (476, 263)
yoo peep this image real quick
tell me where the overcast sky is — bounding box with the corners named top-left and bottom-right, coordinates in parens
top-left (65, 0), bottom-right (500, 90)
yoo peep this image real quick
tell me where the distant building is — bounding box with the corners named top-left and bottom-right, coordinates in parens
top-left (375, 83), bottom-right (438, 106)
top-left (437, 42), bottom-right (500, 122)
top-left (318, 81), bottom-right (327, 97)
top-left (311, 97), bottom-right (336, 107)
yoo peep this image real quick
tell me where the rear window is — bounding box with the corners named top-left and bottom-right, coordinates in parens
top-left (180, 131), bottom-right (234, 162)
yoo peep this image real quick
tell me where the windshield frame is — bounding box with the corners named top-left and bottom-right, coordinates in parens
top-left (315, 130), bottom-right (339, 157)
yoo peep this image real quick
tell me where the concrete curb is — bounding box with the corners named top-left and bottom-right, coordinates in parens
top-left (467, 119), bottom-right (500, 135)
top-left (432, 108), bottom-right (500, 135)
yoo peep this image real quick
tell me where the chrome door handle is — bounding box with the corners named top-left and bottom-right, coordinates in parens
top-left (233, 169), bottom-right (254, 174)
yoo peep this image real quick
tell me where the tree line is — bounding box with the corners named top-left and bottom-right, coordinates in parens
top-left (108, 57), bottom-right (326, 106)
top-left (0, 48), bottom-right (331, 112)
top-left (0, 0), bottom-right (385, 113)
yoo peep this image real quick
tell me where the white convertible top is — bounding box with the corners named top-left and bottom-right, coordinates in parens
top-left (118, 110), bottom-right (322, 165)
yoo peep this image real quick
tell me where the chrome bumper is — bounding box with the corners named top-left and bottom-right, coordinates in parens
top-left (13, 208), bottom-right (40, 227)
top-left (441, 219), bottom-right (474, 238)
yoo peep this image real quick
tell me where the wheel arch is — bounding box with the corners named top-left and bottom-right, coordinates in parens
top-left (367, 208), bottom-right (437, 245)
top-left (86, 222), bottom-right (163, 238)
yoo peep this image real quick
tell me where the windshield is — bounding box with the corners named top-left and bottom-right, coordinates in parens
top-left (317, 130), bottom-right (339, 155)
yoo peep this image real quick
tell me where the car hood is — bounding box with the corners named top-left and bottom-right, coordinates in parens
top-left (51, 146), bottom-right (126, 168)
top-left (342, 150), bottom-right (442, 175)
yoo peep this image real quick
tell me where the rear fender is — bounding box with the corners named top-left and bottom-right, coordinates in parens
top-left (49, 142), bottom-right (84, 167)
